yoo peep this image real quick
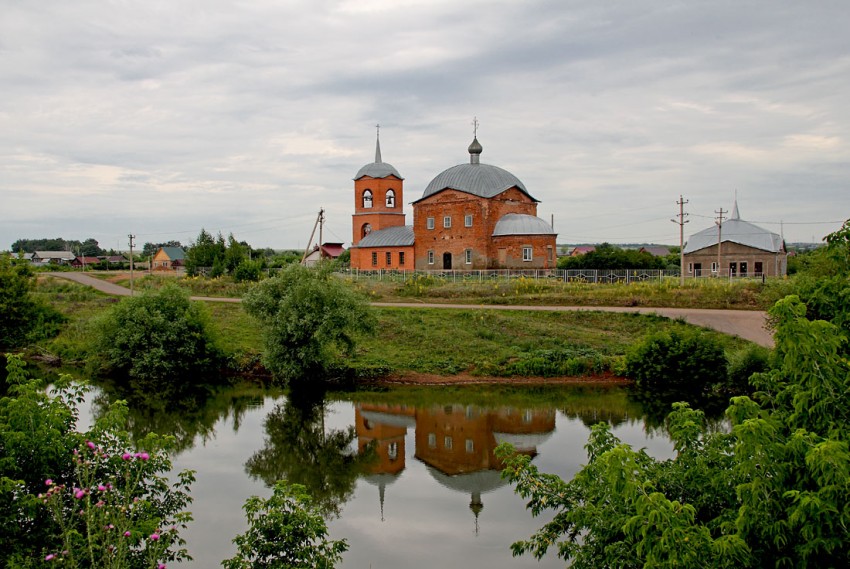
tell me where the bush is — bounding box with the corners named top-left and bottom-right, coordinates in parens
top-left (726, 343), bottom-right (771, 393)
top-left (0, 355), bottom-right (194, 568)
top-left (223, 481), bottom-right (347, 569)
top-left (233, 260), bottom-right (263, 283)
top-left (91, 284), bottom-right (224, 396)
top-left (242, 264), bottom-right (374, 384)
top-left (624, 329), bottom-right (727, 395)
top-left (0, 253), bottom-right (66, 350)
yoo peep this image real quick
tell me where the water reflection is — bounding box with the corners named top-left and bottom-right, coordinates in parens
top-left (356, 403), bottom-right (555, 530)
top-left (90, 379), bottom-right (267, 453)
top-left (76, 382), bottom-right (683, 568)
top-left (244, 388), bottom-right (377, 517)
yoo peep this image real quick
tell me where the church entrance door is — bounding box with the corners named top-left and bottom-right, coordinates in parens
top-left (443, 252), bottom-right (452, 270)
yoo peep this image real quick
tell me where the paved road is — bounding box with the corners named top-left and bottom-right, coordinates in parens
top-left (49, 272), bottom-right (774, 347)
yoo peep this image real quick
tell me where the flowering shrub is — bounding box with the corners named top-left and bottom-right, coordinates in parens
top-left (39, 436), bottom-right (194, 568)
top-left (0, 355), bottom-right (194, 568)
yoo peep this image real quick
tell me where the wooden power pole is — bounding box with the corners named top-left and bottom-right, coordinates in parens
top-left (715, 208), bottom-right (727, 277)
top-left (301, 209), bottom-right (325, 264)
top-left (671, 196), bottom-right (689, 285)
top-left (128, 234), bottom-right (136, 295)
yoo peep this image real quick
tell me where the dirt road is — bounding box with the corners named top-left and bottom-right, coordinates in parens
top-left (49, 272), bottom-right (774, 347)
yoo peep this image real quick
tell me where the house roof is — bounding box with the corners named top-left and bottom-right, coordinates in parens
top-left (639, 246), bottom-right (671, 257)
top-left (73, 256), bottom-right (101, 264)
top-left (320, 243), bottom-right (345, 258)
top-left (683, 202), bottom-right (784, 254)
top-left (158, 246), bottom-right (186, 260)
top-left (34, 251), bottom-right (75, 260)
top-left (355, 225), bottom-right (415, 248)
top-left (570, 246), bottom-right (596, 256)
top-left (492, 213), bottom-right (556, 236)
top-left (415, 138), bottom-right (538, 203)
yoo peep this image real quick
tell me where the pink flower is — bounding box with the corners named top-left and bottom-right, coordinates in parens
top-left (86, 441), bottom-right (96, 450)
top-left (136, 452), bottom-right (150, 461)
top-left (74, 488), bottom-right (86, 500)
top-left (98, 484), bottom-right (107, 492)
top-left (158, 564), bottom-right (167, 569)
top-left (149, 533), bottom-right (160, 541)
top-left (122, 452), bottom-right (132, 460)
top-left (45, 554), bottom-right (55, 561)
top-left (45, 479), bottom-right (53, 486)
top-left (123, 531), bottom-right (131, 537)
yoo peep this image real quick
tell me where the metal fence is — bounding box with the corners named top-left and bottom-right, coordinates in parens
top-left (341, 268), bottom-right (682, 283)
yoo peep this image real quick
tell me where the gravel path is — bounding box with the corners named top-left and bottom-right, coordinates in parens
top-left (48, 272), bottom-right (774, 347)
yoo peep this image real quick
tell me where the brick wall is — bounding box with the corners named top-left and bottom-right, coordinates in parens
top-left (412, 188), bottom-right (540, 269)
top-left (352, 175), bottom-right (406, 246)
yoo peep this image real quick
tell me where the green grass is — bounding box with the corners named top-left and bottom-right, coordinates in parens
top-left (348, 275), bottom-right (788, 310)
top-left (349, 307), bottom-right (751, 377)
top-left (33, 275), bottom-right (758, 380)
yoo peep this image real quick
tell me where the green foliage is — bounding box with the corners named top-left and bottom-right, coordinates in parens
top-left (624, 328), bottom-right (727, 395)
top-left (0, 253), bottom-right (66, 349)
top-left (0, 355), bottom-right (194, 568)
top-left (244, 393), bottom-right (374, 517)
top-left (9, 237), bottom-right (104, 256)
top-left (91, 284), bottom-right (224, 395)
top-left (243, 264), bottom-right (375, 383)
top-left (725, 344), bottom-right (770, 393)
top-left (557, 243), bottom-right (666, 270)
top-left (233, 259), bottom-right (263, 283)
top-left (223, 481), bottom-right (348, 569)
top-left (498, 294), bottom-right (850, 568)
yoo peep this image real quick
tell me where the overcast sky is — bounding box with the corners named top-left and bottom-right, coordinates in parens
top-left (2, 0), bottom-right (848, 251)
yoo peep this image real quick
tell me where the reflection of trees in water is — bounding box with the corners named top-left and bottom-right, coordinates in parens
top-left (244, 387), bottom-right (376, 518)
top-left (627, 386), bottom-right (729, 430)
top-left (555, 387), bottom-right (645, 428)
top-left (90, 379), bottom-right (267, 453)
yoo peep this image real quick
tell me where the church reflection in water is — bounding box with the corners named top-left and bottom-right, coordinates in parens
top-left (355, 403), bottom-right (556, 530)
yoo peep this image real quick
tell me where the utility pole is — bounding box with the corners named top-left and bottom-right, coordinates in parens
top-left (301, 208), bottom-right (325, 265)
top-left (670, 195), bottom-right (689, 285)
top-left (715, 208), bottom-right (727, 278)
top-left (128, 234), bottom-right (135, 295)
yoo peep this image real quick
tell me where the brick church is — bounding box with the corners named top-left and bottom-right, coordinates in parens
top-left (350, 132), bottom-right (557, 270)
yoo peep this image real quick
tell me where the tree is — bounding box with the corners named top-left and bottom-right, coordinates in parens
top-left (242, 264), bottom-right (375, 383)
top-left (91, 284), bottom-right (224, 397)
top-left (185, 229), bottom-right (224, 275)
top-left (0, 253), bottom-right (65, 350)
top-left (223, 481), bottom-right (348, 569)
top-left (497, 295), bottom-right (850, 568)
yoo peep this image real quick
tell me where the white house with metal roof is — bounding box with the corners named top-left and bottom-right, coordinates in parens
top-left (683, 201), bottom-right (787, 277)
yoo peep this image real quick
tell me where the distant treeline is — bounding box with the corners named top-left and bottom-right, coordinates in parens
top-left (10, 238), bottom-right (108, 256)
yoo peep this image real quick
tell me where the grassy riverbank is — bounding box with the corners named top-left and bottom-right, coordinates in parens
top-left (32, 275), bottom-right (753, 379)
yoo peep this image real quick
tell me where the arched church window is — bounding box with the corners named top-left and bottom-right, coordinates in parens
top-left (385, 189), bottom-right (396, 208)
top-left (363, 190), bottom-right (373, 209)
top-left (362, 223), bottom-right (372, 239)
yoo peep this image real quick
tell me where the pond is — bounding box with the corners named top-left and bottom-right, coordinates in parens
top-left (79, 383), bottom-right (676, 568)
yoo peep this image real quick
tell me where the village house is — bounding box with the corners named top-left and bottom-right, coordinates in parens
top-left (151, 246), bottom-right (186, 271)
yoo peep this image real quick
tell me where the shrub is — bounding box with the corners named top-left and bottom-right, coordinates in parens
top-left (223, 481), bottom-right (347, 569)
top-left (726, 343), bottom-right (771, 393)
top-left (0, 253), bottom-right (66, 350)
top-left (243, 264), bottom-right (374, 384)
top-left (624, 329), bottom-right (727, 395)
top-left (233, 260), bottom-right (263, 283)
top-left (91, 284), bottom-right (224, 396)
